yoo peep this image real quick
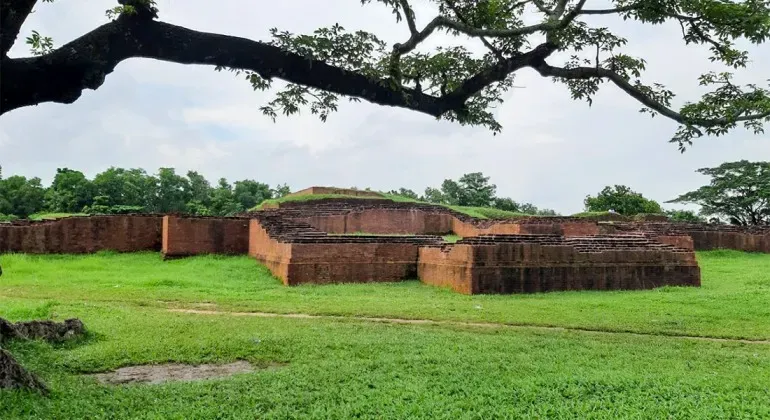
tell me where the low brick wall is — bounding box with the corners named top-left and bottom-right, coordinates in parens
top-left (286, 242), bottom-right (421, 285)
top-left (248, 219), bottom-right (293, 282)
top-left (161, 215), bottom-right (250, 258)
top-left (0, 215), bottom-right (162, 254)
top-left (419, 236), bottom-right (700, 295)
top-left (687, 230), bottom-right (770, 253)
top-left (300, 209), bottom-right (455, 235)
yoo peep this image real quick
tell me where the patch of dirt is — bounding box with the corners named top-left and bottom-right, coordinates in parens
top-left (168, 309), bottom-right (770, 346)
top-left (91, 361), bottom-right (262, 385)
top-left (11, 319), bottom-right (85, 343)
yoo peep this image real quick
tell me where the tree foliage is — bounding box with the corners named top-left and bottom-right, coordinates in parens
top-left (1, 0), bottom-right (769, 150)
top-left (667, 160), bottom-right (770, 225)
top-left (387, 171), bottom-right (558, 215)
top-left (0, 166), bottom-right (291, 218)
top-left (584, 185), bottom-right (663, 216)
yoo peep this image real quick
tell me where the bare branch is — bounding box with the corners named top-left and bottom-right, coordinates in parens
top-left (397, 0), bottom-right (418, 35)
top-left (1, 0), bottom-right (39, 55)
top-left (532, 62), bottom-right (770, 127)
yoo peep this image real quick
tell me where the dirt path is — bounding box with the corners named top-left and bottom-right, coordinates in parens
top-left (168, 308), bottom-right (770, 346)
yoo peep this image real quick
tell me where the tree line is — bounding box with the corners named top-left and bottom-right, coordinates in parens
top-left (0, 166), bottom-right (291, 219)
top-left (1, 161), bottom-right (767, 226)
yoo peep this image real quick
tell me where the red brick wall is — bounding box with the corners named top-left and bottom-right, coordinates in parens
top-left (653, 235), bottom-right (695, 251)
top-left (286, 242), bottom-right (420, 285)
top-left (687, 231), bottom-right (770, 253)
top-left (0, 215), bottom-right (162, 254)
top-left (161, 215), bottom-right (250, 258)
top-left (419, 243), bottom-right (700, 295)
top-left (451, 219), bottom-right (521, 237)
top-left (248, 219), bottom-right (292, 283)
top-left (299, 209), bottom-right (454, 234)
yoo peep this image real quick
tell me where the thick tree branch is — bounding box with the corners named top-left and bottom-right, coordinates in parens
top-left (397, 0), bottom-right (418, 35)
top-left (444, 42), bottom-right (558, 106)
top-left (1, 0), bottom-right (39, 55)
top-left (0, 15), bottom-right (558, 119)
top-left (0, 17), bottom-right (453, 116)
top-left (532, 62), bottom-right (770, 127)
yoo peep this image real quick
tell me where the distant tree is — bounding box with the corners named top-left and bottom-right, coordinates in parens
top-left (151, 168), bottom-right (190, 213)
top-left (422, 187), bottom-right (447, 204)
top-left (520, 202), bottom-right (558, 216)
top-left (0, 175), bottom-right (46, 218)
top-left (44, 168), bottom-right (94, 213)
top-left (667, 160), bottom-right (770, 226)
top-left (492, 197), bottom-right (520, 212)
top-left (584, 185), bottom-right (662, 216)
top-left (210, 178), bottom-right (243, 216)
top-left (91, 167), bottom-right (155, 208)
top-left (272, 183), bottom-right (292, 198)
top-left (665, 209), bottom-right (704, 223)
top-left (185, 171), bottom-right (212, 207)
top-left (233, 180), bottom-right (273, 211)
top-left (456, 172), bottom-right (496, 207)
top-left (389, 188), bottom-right (420, 200)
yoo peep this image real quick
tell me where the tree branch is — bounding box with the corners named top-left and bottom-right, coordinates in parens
top-left (1, 0), bottom-right (38, 55)
top-left (532, 62), bottom-right (770, 127)
top-left (393, 0), bottom-right (587, 58)
top-left (578, 4), bottom-right (641, 16)
top-left (0, 17), bottom-right (453, 116)
top-left (397, 0), bottom-right (418, 35)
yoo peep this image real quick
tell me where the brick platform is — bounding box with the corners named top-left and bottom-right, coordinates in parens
top-left (419, 234), bottom-right (700, 294)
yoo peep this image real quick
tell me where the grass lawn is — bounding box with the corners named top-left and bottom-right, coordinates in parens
top-left (1, 250), bottom-right (769, 418)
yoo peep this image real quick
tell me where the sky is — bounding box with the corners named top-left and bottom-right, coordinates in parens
top-left (0, 0), bottom-right (768, 215)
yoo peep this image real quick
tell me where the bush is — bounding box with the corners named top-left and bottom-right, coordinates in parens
top-left (0, 213), bottom-right (19, 222)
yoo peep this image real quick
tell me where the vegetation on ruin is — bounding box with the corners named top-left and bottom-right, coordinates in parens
top-left (3, 1), bottom-right (770, 151)
top-left (1, 250), bottom-right (769, 417)
top-left (668, 160), bottom-right (770, 226)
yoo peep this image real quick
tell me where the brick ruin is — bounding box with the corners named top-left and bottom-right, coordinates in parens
top-left (1, 196), bottom-right (768, 294)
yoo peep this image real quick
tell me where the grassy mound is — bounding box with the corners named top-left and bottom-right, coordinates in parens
top-left (254, 194), bottom-right (531, 220)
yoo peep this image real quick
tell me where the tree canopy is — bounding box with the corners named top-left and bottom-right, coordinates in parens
top-left (0, 166), bottom-right (292, 219)
top-left (391, 171), bottom-right (558, 215)
top-left (584, 185), bottom-right (662, 216)
top-left (2, 0), bottom-right (769, 150)
top-left (667, 160), bottom-right (770, 225)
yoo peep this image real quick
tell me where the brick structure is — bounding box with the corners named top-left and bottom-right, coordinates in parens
top-left (602, 222), bottom-right (770, 253)
top-left (419, 234), bottom-right (700, 294)
top-left (161, 215), bottom-right (250, 258)
top-left (0, 215), bottom-right (162, 254)
top-left (247, 211), bottom-right (443, 285)
top-left (5, 195), bottom-right (767, 294)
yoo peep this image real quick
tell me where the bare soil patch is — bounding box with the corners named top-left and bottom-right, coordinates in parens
top-left (168, 308), bottom-right (770, 345)
top-left (91, 360), bottom-right (261, 385)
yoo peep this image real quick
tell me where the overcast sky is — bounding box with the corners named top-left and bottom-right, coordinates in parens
top-left (1, 0), bottom-right (768, 214)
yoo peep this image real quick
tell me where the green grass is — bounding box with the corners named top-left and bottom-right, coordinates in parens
top-left (1, 250), bottom-right (769, 418)
top-left (442, 234), bottom-right (462, 243)
top-left (27, 212), bottom-right (88, 221)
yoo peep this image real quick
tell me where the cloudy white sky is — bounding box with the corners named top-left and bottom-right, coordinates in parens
top-left (1, 0), bottom-right (768, 214)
